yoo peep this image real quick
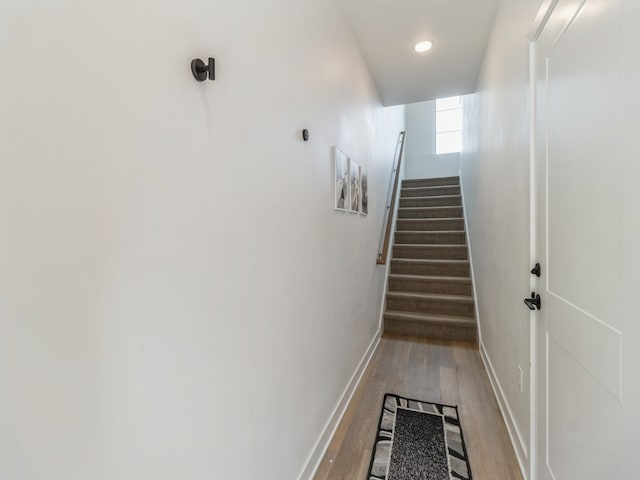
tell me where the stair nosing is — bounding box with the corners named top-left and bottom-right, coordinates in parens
top-left (396, 222), bottom-right (464, 228)
top-left (384, 310), bottom-right (475, 325)
top-left (401, 184), bottom-right (459, 189)
top-left (393, 244), bottom-right (467, 248)
top-left (391, 258), bottom-right (469, 264)
top-left (402, 176), bottom-right (459, 182)
top-left (400, 185), bottom-right (460, 190)
top-left (398, 218), bottom-right (464, 222)
top-left (389, 274), bottom-right (472, 283)
top-left (395, 230), bottom-right (466, 234)
top-left (398, 206), bottom-right (462, 210)
top-left (399, 194), bottom-right (461, 199)
top-left (386, 291), bottom-right (474, 303)
top-left (399, 200), bottom-right (462, 205)
top-left (401, 185), bottom-right (461, 191)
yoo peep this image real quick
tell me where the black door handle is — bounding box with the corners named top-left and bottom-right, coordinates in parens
top-left (524, 292), bottom-right (541, 310)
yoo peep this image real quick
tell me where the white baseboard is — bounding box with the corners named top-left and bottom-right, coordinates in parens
top-left (479, 342), bottom-right (529, 480)
top-left (297, 331), bottom-right (382, 480)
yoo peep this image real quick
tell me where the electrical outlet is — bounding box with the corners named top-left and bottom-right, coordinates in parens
top-left (517, 365), bottom-right (524, 394)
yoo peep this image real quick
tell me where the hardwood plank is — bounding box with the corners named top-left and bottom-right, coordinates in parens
top-left (313, 334), bottom-right (523, 480)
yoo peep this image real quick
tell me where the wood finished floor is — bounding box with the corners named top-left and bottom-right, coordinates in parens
top-left (313, 334), bottom-right (523, 480)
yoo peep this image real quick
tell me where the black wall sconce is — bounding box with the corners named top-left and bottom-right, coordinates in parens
top-left (191, 57), bottom-right (215, 82)
top-left (302, 129), bottom-right (310, 141)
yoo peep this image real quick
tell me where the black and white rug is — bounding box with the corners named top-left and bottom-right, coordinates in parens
top-left (367, 393), bottom-right (472, 480)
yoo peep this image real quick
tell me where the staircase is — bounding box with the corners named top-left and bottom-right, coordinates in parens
top-left (383, 176), bottom-right (477, 342)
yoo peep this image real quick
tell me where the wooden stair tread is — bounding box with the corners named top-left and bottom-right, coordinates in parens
top-left (399, 197), bottom-right (462, 208)
top-left (391, 258), bottom-right (469, 264)
top-left (400, 194), bottom-right (461, 199)
top-left (398, 206), bottom-right (462, 211)
top-left (394, 230), bottom-right (465, 234)
top-left (401, 185), bottom-right (459, 191)
top-left (393, 243), bottom-right (467, 248)
top-left (402, 175), bottom-right (459, 183)
top-left (389, 259), bottom-right (471, 276)
top-left (389, 274), bottom-right (472, 283)
top-left (386, 291), bottom-right (474, 303)
top-left (384, 310), bottom-right (475, 326)
top-left (396, 218), bottom-right (464, 222)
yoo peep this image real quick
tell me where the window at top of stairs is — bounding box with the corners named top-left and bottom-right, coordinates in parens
top-left (435, 96), bottom-right (462, 155)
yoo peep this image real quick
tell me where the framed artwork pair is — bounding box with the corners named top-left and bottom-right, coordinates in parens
top-left (333, 146), bottom-right (368, 215)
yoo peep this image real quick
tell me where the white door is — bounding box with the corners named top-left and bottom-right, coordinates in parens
top-left (532, 0), bottom-right (625, 478)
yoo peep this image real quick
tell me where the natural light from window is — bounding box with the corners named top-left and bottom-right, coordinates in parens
top-left (436, 96), bottom-right (462, 155)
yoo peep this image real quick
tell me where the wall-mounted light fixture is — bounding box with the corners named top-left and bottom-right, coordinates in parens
top-left (191, 58), bottom-right (215, 82)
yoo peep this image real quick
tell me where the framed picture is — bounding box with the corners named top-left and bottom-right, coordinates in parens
top-left (349, 159), bottom-right (361, 213)
top-left (333, 147), bottom-right (349, 211)
top-left (360, 168), bottom-right (368, 215)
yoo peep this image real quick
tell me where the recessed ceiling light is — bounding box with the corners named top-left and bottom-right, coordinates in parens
top-left (414, 41), bottom-right (433, 53)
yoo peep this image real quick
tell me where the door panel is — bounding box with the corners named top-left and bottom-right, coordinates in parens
top-left (547, 336), bottom-right (622, 480)
top-left (547, 296), bottom-right (621, 398)
top-left (546, 0), bottom-right (622, 330)
top-left (534, 0), bottom-right (623, 478)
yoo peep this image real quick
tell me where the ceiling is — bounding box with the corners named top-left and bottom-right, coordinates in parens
top-left (340, 0), bottom-right (500, 106)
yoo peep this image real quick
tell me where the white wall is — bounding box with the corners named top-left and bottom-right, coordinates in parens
top-left (0, 1), bottom-right (404, 479)
top-left (460, 0), bottom-right (543, 474)
top-left (622, 2), bottom-right (640, 476)
top-left (404, 101), bottom-right (460, 179)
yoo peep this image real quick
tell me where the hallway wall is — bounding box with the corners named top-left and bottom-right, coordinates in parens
top-left (404, 101), bottom-right (460, 179)
top-left (621, 3), bottom-right (640, 474)
top-left (463, 1), bottom-right (640, 478)
top-left (460, 0), bottom-right (543, 475)
top-left (0, 1), bottom-right (404, 479)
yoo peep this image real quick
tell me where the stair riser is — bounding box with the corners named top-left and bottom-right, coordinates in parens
top-left (389, 278), bottom-right (472, 296)
top-left (396, 219), bottom-right (465, 232)
top-left (401, 186), bottom-right (461, 198)
top-left (390, 262), bottom-right (470, 277)
top-left (399, 197), bottom-right (462, 208)
top-left (398, 207), bottom-right (463, 219)
top-left (402, 177), bottom-right (460, 188)
top-left (384, 317), bottom-right (476, 342)
top-left (394, 232), bottom-right (466, 245)
top-left (393, 246), bottom-right (468, 260)
top-left (386, 297), bottom-right (475, 317)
